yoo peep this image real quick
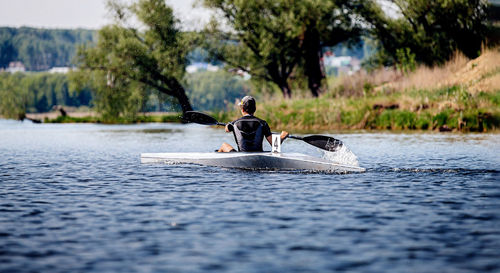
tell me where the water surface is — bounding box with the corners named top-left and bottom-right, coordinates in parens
top-left (1, 120), bottom-right (499, 272)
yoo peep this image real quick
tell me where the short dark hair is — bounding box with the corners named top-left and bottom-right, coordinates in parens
top-left (240, 96), bottom-right (256, 114)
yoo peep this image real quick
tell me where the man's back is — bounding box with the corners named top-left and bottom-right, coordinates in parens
top-left (229, 115), bottom-right (271, 152)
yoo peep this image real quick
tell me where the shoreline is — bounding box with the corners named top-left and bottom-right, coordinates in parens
top-left (2, 110), bottom-right (496, 133)
top-left (24, 111), bottom-right (177, 120)
top-left (20, 111), bottom-right (182, 124)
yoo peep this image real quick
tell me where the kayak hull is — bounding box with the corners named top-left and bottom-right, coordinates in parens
top-left (140, 152), bottom-right (365, 173)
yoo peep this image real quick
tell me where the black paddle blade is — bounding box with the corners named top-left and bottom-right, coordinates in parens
top-left (183, 111), bottom-right (219, 125)
top-left (302, 135), bottom-right (343, 152)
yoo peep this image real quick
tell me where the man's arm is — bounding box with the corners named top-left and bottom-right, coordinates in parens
top-left (266, 135), bottom-right (272, 145)
top-left (280, 131), bottom-right (289, 143)
top-left (266, 131), bottom-right (289, 145)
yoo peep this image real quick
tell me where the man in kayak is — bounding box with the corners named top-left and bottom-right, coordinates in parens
top-left (218, 96), bottom-right (288, 152)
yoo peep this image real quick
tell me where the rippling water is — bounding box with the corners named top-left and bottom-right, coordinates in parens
top-left (1, 120), bottom-right (499, 272)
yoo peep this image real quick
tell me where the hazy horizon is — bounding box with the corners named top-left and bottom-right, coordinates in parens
top-left (0, 0), bottom-right (211, 30)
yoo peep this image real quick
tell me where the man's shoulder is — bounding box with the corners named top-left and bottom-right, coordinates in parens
top-left (237, 115), bottom-right (268, 125)
top-left (257, 117), bottom-right (270, 127)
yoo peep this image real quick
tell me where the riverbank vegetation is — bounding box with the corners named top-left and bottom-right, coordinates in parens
top-left (0, 72), bottom-right (92, 120)
top-left (45, 112), bottom-right (181, 124)
top-left (0, 69), bottom-right (248, 122)
top-left (218, 48), bottom-right (500, 132)
top-left (0, 27), bottom-right (95, 71)
top-left (1, 0), bottom-right (499, 132)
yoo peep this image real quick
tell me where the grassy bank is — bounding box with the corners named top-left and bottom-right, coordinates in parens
top-left (216, 48), bottom-right (500, 133)
top-left (40, 92), bottom-right (499, 132)
top-left (248, 87), bottom-right (500, 132)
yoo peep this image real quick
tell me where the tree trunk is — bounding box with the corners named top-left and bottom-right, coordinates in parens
top-left (269, 69), bottom-right (292, 98)
top-left (174, 87), bottom-right (193, 113)
top-left (278, 80), bottom-right (292, 99)
top-left (157, 79), bottom-right (193, 113)
top-left (169, 81), bottom-right (193, 113)
top-left (303, 28), bottom-right (325, 97)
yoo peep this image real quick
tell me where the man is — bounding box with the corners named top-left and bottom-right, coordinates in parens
top-left (218, 96), bottom-right (288, 152)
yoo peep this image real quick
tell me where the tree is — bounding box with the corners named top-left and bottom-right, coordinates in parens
top-left (0, 73), bottom-right (28, 119)
top-left (298, 0), bottom-right (363, 96)
top-left (0, 72), bottom-right (93, 117)
top-left (186, 70), bottom-right (249, 110)
top-left (360, 0), bottom-right (489, 66)
top-left (203, 0), bottom-right (304, 98)
top-left (203, 0), bottom-right (363, 98)
top-left (73, 0), bottom-right (194, 119)
top-left (0, 40), bottom-right (17, 68)
top-left (0, 27), bottom-right (95, 70)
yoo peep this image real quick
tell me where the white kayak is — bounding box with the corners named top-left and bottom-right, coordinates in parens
top-left (140, 152), bottom-right (365, 173)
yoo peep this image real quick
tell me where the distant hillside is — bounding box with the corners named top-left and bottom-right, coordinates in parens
top-left (0, 27), bottom-right (96, 71)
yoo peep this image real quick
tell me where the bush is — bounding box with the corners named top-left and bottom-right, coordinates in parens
top-left (432, 109), bottom-right (453, 129)
top-left (415, 113), bottom-right (432, 130)
top-left (394, 110), bottom-right (417, 129)
top-left (396, 48), bottom-right (416, 75)
top-left (375, 110), bottom-right (393, 129)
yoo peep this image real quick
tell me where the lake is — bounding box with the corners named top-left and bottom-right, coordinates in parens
top-left (1, 120), bottom-right (499, 272)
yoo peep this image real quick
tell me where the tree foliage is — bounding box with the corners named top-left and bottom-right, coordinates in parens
top-left (203, 0), bottom-right (303, 98)
top-left (186, 70), bottom-right (250, 111)
top-left (298, 0), bottom-right (364, 96)
top-left (1, 0), bottom-right (494, 120)
top-left (73, 0), bottom-right (195, 120)
top-left (0, 73), bottom-right (27, 119)
top-left (361, 0), bottom-right (489, 66)
top-left (203, 0), bottom-right (363, 98)
top-left (0, 27), bottom-right (95, 70)
top-left (0, 72), bottom-right (92, 118)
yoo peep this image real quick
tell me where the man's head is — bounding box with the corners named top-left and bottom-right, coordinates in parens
top-left (239, 96), bottom-right (256, 115)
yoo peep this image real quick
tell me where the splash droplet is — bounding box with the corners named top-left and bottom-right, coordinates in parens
top-left (321, 145), bottom-right (359, 167)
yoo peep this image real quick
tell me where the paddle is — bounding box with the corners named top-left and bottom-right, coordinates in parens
top-left (183, 111), bottom-right (226, 126)
top-left (183, 111), bottom-right (344, 152)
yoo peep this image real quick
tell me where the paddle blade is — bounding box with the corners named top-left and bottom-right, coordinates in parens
top-left (302, 135), bottom-right (343, 152)
top-left (183, 111), bottom-right (219, 125)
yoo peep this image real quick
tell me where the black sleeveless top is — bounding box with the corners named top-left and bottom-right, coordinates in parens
top-left (228, 115), bottom-right (272, 152)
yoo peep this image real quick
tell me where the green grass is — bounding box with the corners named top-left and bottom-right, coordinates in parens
top-left (254, 87), bottom-right (500, 132)
top-left (42, 87), bottom-right (500, 132)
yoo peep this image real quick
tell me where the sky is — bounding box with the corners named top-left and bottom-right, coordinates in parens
top-left (0, 0), bottom-right (211, 29)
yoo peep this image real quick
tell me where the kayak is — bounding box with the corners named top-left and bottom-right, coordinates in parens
top-left (140, 152), bottom-right (365, 173)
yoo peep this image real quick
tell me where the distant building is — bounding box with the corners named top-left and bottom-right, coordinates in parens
top-left (323, 54), bottom-right (361, 76)
top-left (5, 61), bottom-right (26, 73)
top-left (186, 62), bottom-right (220, 73)
top-left (48, 67), bottom-right (71, 74)
top-left (324, 56), bottom-right (352, 67)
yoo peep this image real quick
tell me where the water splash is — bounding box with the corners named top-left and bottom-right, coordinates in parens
top-left (321, 144), bottom-right (360, 167)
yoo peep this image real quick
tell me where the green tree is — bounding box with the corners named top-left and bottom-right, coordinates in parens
top-left (203, 0), bottom-right (304, 98)
top-left (186, 70), bottom-right (249, 110)
top-left (203, 0), bottom-right (363, 97)
top-left (361, 0), bottom-right (489, 66)
top-left (0, 40), bottom-right (17, 68)
top-left (0, 72), bottom-right (93, 118)
top-left (73, 0), bottom-right (194, 118)
top-left (0, 73), bottom-right (27, 119)
top-left (299, 0), bottom-right (363, 96)
top-left (0, 27), bottom-right (95, 70)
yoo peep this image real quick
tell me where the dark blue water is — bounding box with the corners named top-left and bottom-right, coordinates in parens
top-left (1, 120), bottom-right (499, 272)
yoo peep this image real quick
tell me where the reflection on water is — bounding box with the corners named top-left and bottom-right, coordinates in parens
top-left (0, 120), bottom-right (499, 272)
